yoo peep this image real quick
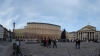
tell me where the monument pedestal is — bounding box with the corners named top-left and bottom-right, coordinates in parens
top-left (58, 39), bottom-right (68, 42)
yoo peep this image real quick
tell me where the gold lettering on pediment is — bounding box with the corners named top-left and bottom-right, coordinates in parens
top-left (82, 28), bottom-right (91, 30)
top-left (81, 27), bottom-right (95, 31)
top-left (79, 25), bottom-right (96, 31)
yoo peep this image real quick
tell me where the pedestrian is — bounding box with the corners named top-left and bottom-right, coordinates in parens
top-left (76, 39), bottom-right (78, 46)
top-left (48, 38), bottom-right (51, 48)
top-left (46, 39), bottom-right (48, 47)
top-left (40, 39), bottom-right (43, 46)
top-left (76, 39), bottom-right (80, 49)
top-left (76, 39), bottom-right (78, 49)
top-left (19, 40), bottom-right (20, 45)
top-left (53, 39), bottom-right (57, 48)
top-left (14, 40), bottom-right (20, 54)
top-left (77, 40), bottom-right (80, 49)
top-left (16, 40), bottom-right (20, 46)
top-left (43, 38), bottom-right (46, 47)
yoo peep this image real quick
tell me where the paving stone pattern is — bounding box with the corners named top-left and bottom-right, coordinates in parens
top-left (0, 42), bottom-right (12, 56)
top-left (20, 42), bottom-right (100, 56)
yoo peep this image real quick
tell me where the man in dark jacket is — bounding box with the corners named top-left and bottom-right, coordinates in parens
top-left (76, 39), bottom-right (80, 49)
top-left (48, 38), bottom-right (51, 48)
top-left (77, 40), bottom-right (80, 49)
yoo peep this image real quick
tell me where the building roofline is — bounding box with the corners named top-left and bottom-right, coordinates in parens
top-left (0, 24), bottom-right (3, 27)
top-left (27, 22), bottom-right (60, 27)
top-left (96, 31), bottom-right (100, 32)
top-left (69, 32), bottom-right (77, 33)
top-left (77, 25), bottom-right (96, 31)
top-left (14, 29), bottom-right (24, 30)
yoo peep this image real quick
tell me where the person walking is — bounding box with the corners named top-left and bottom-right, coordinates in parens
top-left (77, 40), bottom-right (81, 49)
top-left (16, 40), bottom-right (20, 46)
top-left (43, 38), bottom-right (46, 47)
top-left (53, 39), bottom-right (57, 48)
top-left (48, 38), bottom-right (51, 48)
top-left (76, 39), bottom-right (78, 49)
top-left (46, 39), bottom-right (48, 47)
top-left (40, 39), bottom-right (43, 46)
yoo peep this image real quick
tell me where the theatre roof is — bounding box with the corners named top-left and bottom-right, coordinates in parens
top-left (27, 22), bottom-right (60, 27)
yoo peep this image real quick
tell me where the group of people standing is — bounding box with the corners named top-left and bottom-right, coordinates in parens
top-left (75, 39), bottom-right (81, 49)
top-left (40, 38), bottom-right (57, 48)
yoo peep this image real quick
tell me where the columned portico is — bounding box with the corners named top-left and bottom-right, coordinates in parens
top-left (94, 32), bottom-right (95, 40)
top-left (76, 25), bottom-right (97, 41)
top-left (77, 31), bottom-right (95, 41)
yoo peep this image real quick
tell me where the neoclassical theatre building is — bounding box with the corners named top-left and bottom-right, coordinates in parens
top-left (14, 22), bottom-right (61, 41)
top-left (68, 25), bottom-right (100, 41)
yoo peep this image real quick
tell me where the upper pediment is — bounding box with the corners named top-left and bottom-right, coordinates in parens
top-left (78, 25), bottom-right (96, 31)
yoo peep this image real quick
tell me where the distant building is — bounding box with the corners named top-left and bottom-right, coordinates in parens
top-left (68, 31), bottom-right (77, 41)
top-left (96, 31), bottom-right (100, 42)
top-left (0, 24), bottom-right (4, 41)
top-left (5, 29), bottom-right (13, 41)
top-left (15, 22), bottom-right (61, 41)
top-left (68, 25), bottom-right (100, 41)
top-left (66, 31), bottom-right (69, 39)
top-left (3, 28), bottom-right (8, 41)
top-left (0, 24), bottom-right (12, 41)
top-left (15, 22), bottom-right (100, 42)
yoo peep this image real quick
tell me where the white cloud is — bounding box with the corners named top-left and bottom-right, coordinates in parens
top-left (0, 0), bottom-right (100, 32)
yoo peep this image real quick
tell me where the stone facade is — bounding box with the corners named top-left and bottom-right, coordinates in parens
top-left (0, 24), bottom-right (4, 39)
top-left (68, 32), bottom-right (77, 41)
top-left (0, 24), bottom-right (12, 41)
top-left (77, 25), bottom-right (96, 41)
top-left (68, 25), bottom-right (100, 41)
top-left (15, 22), bottom-right (61, 41)
top-left (96, 31), bottom-right (100, 42)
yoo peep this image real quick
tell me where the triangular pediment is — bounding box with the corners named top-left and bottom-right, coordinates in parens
top-left (81, 28), bottom-right (94, 31)
top-left (79, 25), bottom-right (96, 31)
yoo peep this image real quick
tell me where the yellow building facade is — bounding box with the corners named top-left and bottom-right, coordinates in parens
top-left (15, 22), bottom-right (61, 41)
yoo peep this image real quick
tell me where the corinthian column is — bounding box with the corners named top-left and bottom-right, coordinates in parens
top-left (78, 32), bottom-right (80, 40)
top-left (79, 32), bottom-right (81, 40)
top-left (78, 32), bottom-right (79, 39)
top-left (92, 32), bottom-right (93, 40)
top-left (90, 32), bottom-right (91, 40)
top-left (81, 32), bottom-right (83, 40)
top-left (89, 32), bottom-right (90, 40)
top-left (94, 32), bottom-right (95, 39)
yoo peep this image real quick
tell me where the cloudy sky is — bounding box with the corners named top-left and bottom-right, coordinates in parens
top-left (0, 0), bottom-right (100, 32)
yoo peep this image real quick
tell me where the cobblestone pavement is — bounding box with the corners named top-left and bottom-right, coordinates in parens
top-left (0, 42), bottom-right (12, 56)
top-left (20, 42), bottom-right (100, 56)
